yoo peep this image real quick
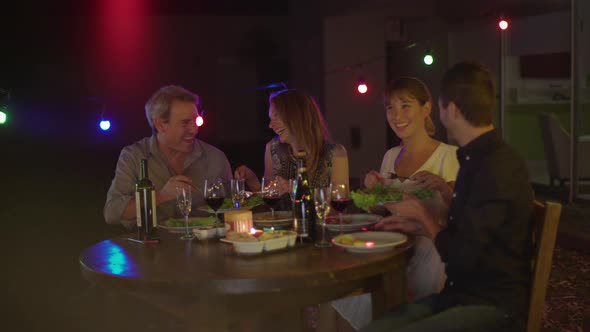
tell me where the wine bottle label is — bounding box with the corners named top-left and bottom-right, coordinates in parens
top-left (135, 192), bottom-right (142, 227)
top-left (151, 190), bottom-right (157, 227)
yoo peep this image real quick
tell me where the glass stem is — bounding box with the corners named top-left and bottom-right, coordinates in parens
top-left (339, 213), bottom-right (344, 235)
top-left (321, 219), bottom-right (327, 244)
top-left (184, 215), bottom-right (190, 237)
top-left (271, 207), bottom-right (275, 219)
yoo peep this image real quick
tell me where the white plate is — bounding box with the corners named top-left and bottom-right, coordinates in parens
top-left (332, 231), bottom-right (407, 253)
top-left (159, 217), bottom-right (219, 233)
top-left (325, 214), bottom-right (381, 232)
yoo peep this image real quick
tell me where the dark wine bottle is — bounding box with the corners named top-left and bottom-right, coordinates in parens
top-left (292, 151), bottom-right (316, 242)
top-left (135, 159), bottom-right (157, 239)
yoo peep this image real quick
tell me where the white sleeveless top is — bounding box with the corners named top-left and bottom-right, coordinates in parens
top-left (379, 142), bottom-right (459, 184)
top-left (332, 142), bottom-right (461, 328)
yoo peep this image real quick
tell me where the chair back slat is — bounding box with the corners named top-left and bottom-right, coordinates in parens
top-left (527, 200), bottom-right (562, 332)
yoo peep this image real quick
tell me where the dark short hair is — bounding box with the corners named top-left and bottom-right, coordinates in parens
top-left (440, 61), bottom-right (495, 126)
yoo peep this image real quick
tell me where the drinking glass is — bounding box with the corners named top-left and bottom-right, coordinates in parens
top-left (204, 178), bottom-right (226, 226)
top-left (313, 186), bottom-right (332, 247)
top-left (288, 179), bottom-right (297, 204)
top-left (176, 186), bottom-right (195, 241)
top-left (231, 179), bottom-right (247, 208)
top-left (330, 183), bottom-right (352, 234)
top-left (261, 176), bottom-right (281, 219)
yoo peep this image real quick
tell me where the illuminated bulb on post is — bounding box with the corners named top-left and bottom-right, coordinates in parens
top-left (498, 20), bottom-right (509, 30)
top-left (357, 83), bottom-right (368, 94)
top-left (196, 115), bottom-right (204, 127)
top-left (423, 54), bottom-right (434, 66)
top-left (99, 120), bottom-right (111, 131)
top-left (0, 111), bottom-right (6, 125)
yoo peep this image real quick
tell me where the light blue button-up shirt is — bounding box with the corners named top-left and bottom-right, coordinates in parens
top-left (104, 136), bottom-right (232, 228)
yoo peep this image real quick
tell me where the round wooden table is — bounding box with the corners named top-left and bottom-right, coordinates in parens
top-left (79, 232), bottom-right (412, 331)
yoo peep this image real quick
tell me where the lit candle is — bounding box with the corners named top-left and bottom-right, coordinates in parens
top-left (250, 227), bottom-right (263, 237)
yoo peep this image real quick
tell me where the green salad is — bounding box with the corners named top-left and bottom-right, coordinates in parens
top-left (218, 195), bottom-right (264, 210)
top-left (166, 216), bottom-right (217, 227)
top-left (351, 184), bottom-right (434, 211)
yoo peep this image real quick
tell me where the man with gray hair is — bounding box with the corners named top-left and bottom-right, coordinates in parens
top-left (104, 85), bottom-right (232, 229)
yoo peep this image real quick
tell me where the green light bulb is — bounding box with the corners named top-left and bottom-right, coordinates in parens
top-left (423, 54), bottom-right (434, 66)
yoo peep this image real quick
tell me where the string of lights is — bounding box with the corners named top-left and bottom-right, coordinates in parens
top-left (322, 17), bottom-right (509, 95)
top-left (0, 88), bottom-right (10, 125)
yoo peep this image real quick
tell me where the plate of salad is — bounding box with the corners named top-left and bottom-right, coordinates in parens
top-left (350, 184), bottom-right (434, 212)
top-left (197, 195), bottom-right (264, 213)
top-left (159, 216), bottom-right (219, 233)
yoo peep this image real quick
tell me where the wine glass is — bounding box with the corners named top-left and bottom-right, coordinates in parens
top-left (330, 183), bottom-right (352, 234)
top-left (176, 186), bottom-right (195, 241)
top-left (261, 176), bottom-right (281, 219)
top-left (313, 186), bottom-right (332, 247)
top-left (204, 178), bottom-right (226, 226)
top-left (288, 179), bottom-right (297, 207)
top-left (231, 179), bottom-right (247, 208)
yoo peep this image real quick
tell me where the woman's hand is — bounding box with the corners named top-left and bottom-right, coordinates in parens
top-left (276, 176), bottom-right (292, 196)
top-left (364, 170), bottom-right (385, 189)
top-left (234, 165), bottom-right (261, 192)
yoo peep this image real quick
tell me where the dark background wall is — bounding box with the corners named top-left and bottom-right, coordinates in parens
top-left (0, 3), bottom-right (292, 176)
top-left (1, 1), bottom-right (582, 330)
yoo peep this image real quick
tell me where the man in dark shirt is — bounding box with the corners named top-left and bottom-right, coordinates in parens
top-left (363, 62), bottom-right (533, 332)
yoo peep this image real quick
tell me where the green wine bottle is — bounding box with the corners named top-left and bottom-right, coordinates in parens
top-left (293, 151), bottom-right (316, 242)
top-left (135, 159), bottom-right (157, 239)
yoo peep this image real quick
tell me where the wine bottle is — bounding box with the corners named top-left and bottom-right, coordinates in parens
top-left (292, 151), bottom-right (316, 242)
top-left (135, 159), bottom-right (157, 240)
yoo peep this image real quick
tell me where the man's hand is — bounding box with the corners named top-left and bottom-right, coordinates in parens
top-left (410, 171), bottom-right (453, 207)
top-left (158, 175), bottom-right (193, 203)
top-left (375, 196), bottom-right (441, 239)
top-left (364, 170), bottom-right (385, 189)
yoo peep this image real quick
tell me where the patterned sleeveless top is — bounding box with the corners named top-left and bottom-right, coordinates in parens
top-left (269, 136), bottom-right (336, 188)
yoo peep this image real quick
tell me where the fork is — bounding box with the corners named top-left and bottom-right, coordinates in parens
top-left (384, 172), bottom-right (410, 181)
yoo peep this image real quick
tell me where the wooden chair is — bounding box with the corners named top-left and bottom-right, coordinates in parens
top-left (527, 200), bottom-right (562, 332)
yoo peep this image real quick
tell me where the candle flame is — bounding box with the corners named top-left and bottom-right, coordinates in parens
top-left (250, 227), bottom-right (256, 234)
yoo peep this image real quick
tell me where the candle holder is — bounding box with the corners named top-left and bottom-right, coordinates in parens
top-left (224, 210), bottom-right (253, 234)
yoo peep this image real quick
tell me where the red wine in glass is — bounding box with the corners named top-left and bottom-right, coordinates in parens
top-left (330, 198), bottom-right (352, 213)
top-left (263, 195), bottom-right (281, 207)
top-left (263, 195), bottom-right (281, 219)
top-left (206, 197), bottom-right (225, 212)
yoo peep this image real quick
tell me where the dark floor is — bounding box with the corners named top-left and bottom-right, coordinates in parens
top-left (4, 136), bottom-right (589, 331)
top-left (4, 138), bottom-right (191, 331)
top-left (533, 184), bottom-right (590, 254)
